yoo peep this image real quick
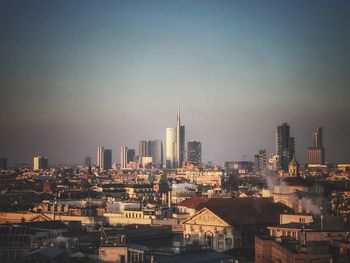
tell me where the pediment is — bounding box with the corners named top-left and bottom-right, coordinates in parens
top-left (30, 213), bottom-right (51, 222)
top-left (183, 208), bottom-right (230, 227)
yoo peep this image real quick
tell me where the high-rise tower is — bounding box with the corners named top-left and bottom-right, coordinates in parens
top-left (120, 146), bottom-right (128, 169)
top-left (103, 149), bottom-right (112, 170)
top-left (166, 106), bottom-right (185, 168)
top-left (275, 123), bottom-right (295, 171)
top-left (187, 140), bottom-right (202, 165)
top-left (97, 146), bottom-right (104, 171)
top-left (308, 127), bottom-right (325, 164)
top-left (176, 105), bottom-right (185, 167)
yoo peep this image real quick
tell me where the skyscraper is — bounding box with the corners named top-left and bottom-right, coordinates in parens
top-left (127, 149), bottom-right (136, 163)
top-left (166, 128), bottom-right (176, 168)
top-left (254, 149), bottom-right (267, 173)
top-left (187, 140), bottom-right (202, 165)
top-left (176, 106), bottom-right (185, 167)
top-left (103, 149), bottom-right (112, 170)
top-left (120, 146), bottom-right (128, 169)
top-left (148, 140), bottom-right (163, 168)
top-left (313, 127), bottom-right (323, 148)
top-left (275, 123), bottom-right (295, 171)
top-left (138, 140), bottom-right (163, 168)
top-left (138, 140), bottom-right (149, 158)
top-left (308, 127), bottom-right (325, 164)
top-left (166, 106), bottom-right (185, 168)
top-left (33, 156), bottom-right (48, 170)
top-left (97, 146), bottom-right (104, 171)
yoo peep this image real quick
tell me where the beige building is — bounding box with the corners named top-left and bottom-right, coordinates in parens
top-left (99, 244), bottom-right (147, 263)
top-left (182, 207), bottom-right (239, 252)
top-left (181, 197), bottom-right (291, 250)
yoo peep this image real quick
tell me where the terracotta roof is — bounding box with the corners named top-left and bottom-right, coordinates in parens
top-left (205, 198), bottom-right (291, 226)
top-left (177, 197), bottom-right (209, 209)
top-left (182, 197), bottom-right (292, 226)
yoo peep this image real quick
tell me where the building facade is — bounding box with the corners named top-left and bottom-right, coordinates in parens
top-left (120, 146), bottom-right (128, 169)
top-left (166, 106), bottom-right (185, 169)
top-left (33, 156), bottom-right (48, 170)
top-left (307, 127), bottom-right (325, 164)
top-left (275, 123), bottom-right (295, 171)
top-left (104, 149), bottom-right (112, 170)
top-left (187, 141), bottom-right (202, 165)
top-left (97, 146), bottom-right (104, 171)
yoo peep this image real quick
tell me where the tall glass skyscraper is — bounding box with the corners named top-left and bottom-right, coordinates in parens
top-left (275, 123), bottom-right (295, 171)
top-left (166, 106), bottom-right (185, 168)
top-left (103, 149), bottom-right (112, 170)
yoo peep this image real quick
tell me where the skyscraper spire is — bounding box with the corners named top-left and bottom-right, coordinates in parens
top-left (177, 103), bottom-right (181, 127)
top-left (166, 104), bottom-right (185, 169)
top-left (176, 104), bottom-right (181, 167)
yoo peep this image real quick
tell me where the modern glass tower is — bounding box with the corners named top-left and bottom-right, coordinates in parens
top-left (103, 149), bottom-right (112, 170)
top-left (166, 106), bottom-right (185, 168)
top-left (275, 123), bottom-right (295, 171)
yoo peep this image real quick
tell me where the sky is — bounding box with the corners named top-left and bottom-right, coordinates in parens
top-left (1, 0), bottom-right (350, 165)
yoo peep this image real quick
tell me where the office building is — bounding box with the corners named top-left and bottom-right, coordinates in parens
top-left (254, 149), bottom-right (267, 172)
top-left (275, 123), bottom-right (295, 171)
top-left (148, 140), bottom-right (163, 168)
top-left (166, 128), bottom-right (176, 168)
top-left (187, 140), bottom-right (202, 165)
top-left (0, 158), bottom-right (7, 169)
top-left (33, 156), bottom-right (48, 170)
top-left (308, 127), bottom-right (325, 164)
top-left (120, 146), bottom-right (128, 169)
top-left (138, 140), bottom-right (149, 158)
top-left (137, 140), bottom-right (163, 168)
top-left (127, 149), bottom-right (136, 163)
top-left (97, 146), bottom-right (104, 171)
top-left (166, 106), bottom-right (185, 168)
top-left (103, 149), bottom-right (112, 170)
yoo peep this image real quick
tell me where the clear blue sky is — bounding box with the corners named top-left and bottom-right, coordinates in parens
top-left (1, 0), bottom-right (350, 165)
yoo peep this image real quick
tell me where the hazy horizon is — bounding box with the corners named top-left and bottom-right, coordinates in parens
top-left (1, 0), bottom-right (350, 165)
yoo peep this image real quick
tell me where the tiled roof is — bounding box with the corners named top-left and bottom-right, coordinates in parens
top-left (205, 198), bottom-right (291, 226)
top-left (182, 197), bottom-right (292, 226)
top-left (177, 196), bottom-right (209, 209)
top-left (20, 220), bottom-right (67, 230)
top-left (25, 246), bottom-right (65, 258)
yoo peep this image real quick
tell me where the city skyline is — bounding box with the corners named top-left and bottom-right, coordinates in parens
top-left (1, 1), bottom-right (350, 165)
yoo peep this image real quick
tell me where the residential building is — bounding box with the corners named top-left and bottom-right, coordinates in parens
top-left (254, 149), bottom-right (267, 173)
top-left (187, 141), bottom-right (202, 165)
